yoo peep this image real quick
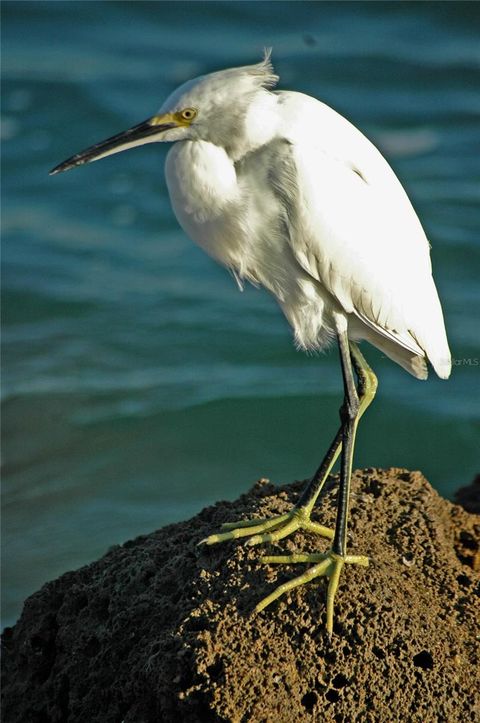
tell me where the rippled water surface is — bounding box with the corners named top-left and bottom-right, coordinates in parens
top-left (2, 1), bottom-right (479, 626)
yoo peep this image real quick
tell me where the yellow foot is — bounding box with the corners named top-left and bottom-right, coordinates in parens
top-left (256, 550), bottom-right (369, 635)
top-left (198, 507), bottom-right (334, 547)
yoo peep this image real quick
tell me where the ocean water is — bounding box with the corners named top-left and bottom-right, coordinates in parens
top-left (2, 1), bottom-right (479, 628)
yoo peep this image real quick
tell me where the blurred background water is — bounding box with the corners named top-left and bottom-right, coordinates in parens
top-left (2, 1), bottom-right (479, 628)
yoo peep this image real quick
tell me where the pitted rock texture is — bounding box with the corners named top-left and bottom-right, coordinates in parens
top-left (2, 469), bottom-right (480, 722)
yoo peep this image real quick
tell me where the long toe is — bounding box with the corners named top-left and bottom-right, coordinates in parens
top-left (257, 549), bottom-right (369, 634)
top-left (199, 515), bottom-right (288, 545)
top-left (199, 507), bottom-right (333, 547)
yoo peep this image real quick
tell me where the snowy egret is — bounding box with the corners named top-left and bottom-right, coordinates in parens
top-left (50, 52), bottom-right (451, 635)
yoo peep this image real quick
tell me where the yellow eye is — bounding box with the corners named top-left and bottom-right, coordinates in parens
top-left (180, 107), bottom-right (197, 122)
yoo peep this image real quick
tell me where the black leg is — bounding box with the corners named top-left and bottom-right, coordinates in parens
top-left (332, 331), bottom-right (360, 557)
top-left (297, 427), bottom-right (343, 509)
top-left (255, 338), bottom-right (374, 634)
top-left (298, 339), bottom-right (374, 513)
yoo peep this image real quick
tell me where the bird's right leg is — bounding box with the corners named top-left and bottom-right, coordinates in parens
top-left (293, 341), bottom-right (377, 516)
top-left (199, 342), bottom-right (377, 548)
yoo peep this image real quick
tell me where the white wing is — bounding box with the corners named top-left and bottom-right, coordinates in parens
top-left (273, 91), bottom-right (451, 380)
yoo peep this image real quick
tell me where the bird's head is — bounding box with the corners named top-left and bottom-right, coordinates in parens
top-left (50, 51), bottom-right (279, 175)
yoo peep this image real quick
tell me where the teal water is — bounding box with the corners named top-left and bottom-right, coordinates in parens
top-left (2, 1), bottom-right (479, 628)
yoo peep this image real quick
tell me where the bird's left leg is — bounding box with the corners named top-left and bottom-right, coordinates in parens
top-left (199, 340), bottom-right (376, 549)
top-left (198, 430), bottom-right (340, 547)
top-left (256, 331), bottom-right (369, 635)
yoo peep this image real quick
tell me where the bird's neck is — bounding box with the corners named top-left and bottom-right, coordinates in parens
top-left (228, 90), bottom-right (280, 162)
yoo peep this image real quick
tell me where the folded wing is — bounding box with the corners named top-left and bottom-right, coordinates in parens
top-left (271, 93), bottom-right (451, 379)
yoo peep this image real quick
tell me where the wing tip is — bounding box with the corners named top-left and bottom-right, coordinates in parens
top-left (431, 356), bottom-right (452, 380)
top-left (412, 352), bottom-right (452, 381)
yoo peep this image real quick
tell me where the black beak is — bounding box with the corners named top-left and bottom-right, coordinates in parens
top-left (49, 117), bottom-right (176, 175)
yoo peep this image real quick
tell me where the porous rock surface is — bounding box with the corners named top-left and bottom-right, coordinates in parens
top-left (2, 468), bottom-right (480, 722)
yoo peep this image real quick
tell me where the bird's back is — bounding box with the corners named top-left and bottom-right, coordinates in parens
top-left (268, 91), bottom-right (451, 379)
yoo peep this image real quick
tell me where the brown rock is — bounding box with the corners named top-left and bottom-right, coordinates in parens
top-left (2, 469), bottom-right (480, 722)
top-left (455, 473), bottom-right (480, 515)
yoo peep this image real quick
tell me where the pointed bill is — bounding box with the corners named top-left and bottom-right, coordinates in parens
top-left (49, 115), bottom-right (177, 175)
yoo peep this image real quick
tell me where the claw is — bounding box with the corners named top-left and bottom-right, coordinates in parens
top-left (199, 507), bottom-right (333, 548)
top-left (256, 550), bottom-right (369, 635)
top-left (199, 514), bottom-right (289, 546)
top-left (198, 507), bottom-right (352, 633)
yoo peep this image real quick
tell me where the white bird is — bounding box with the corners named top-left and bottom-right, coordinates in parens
top-left (50, 52), bottom-right (451, 635)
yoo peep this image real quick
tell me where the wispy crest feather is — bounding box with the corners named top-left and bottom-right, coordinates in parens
top-left (250, 48), bottom-right (279, 90)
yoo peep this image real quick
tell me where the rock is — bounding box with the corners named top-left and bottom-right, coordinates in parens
top-left (2, 469), bottom-right (480, 722)
top-left (455, 473), bottom-right (480, 515)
